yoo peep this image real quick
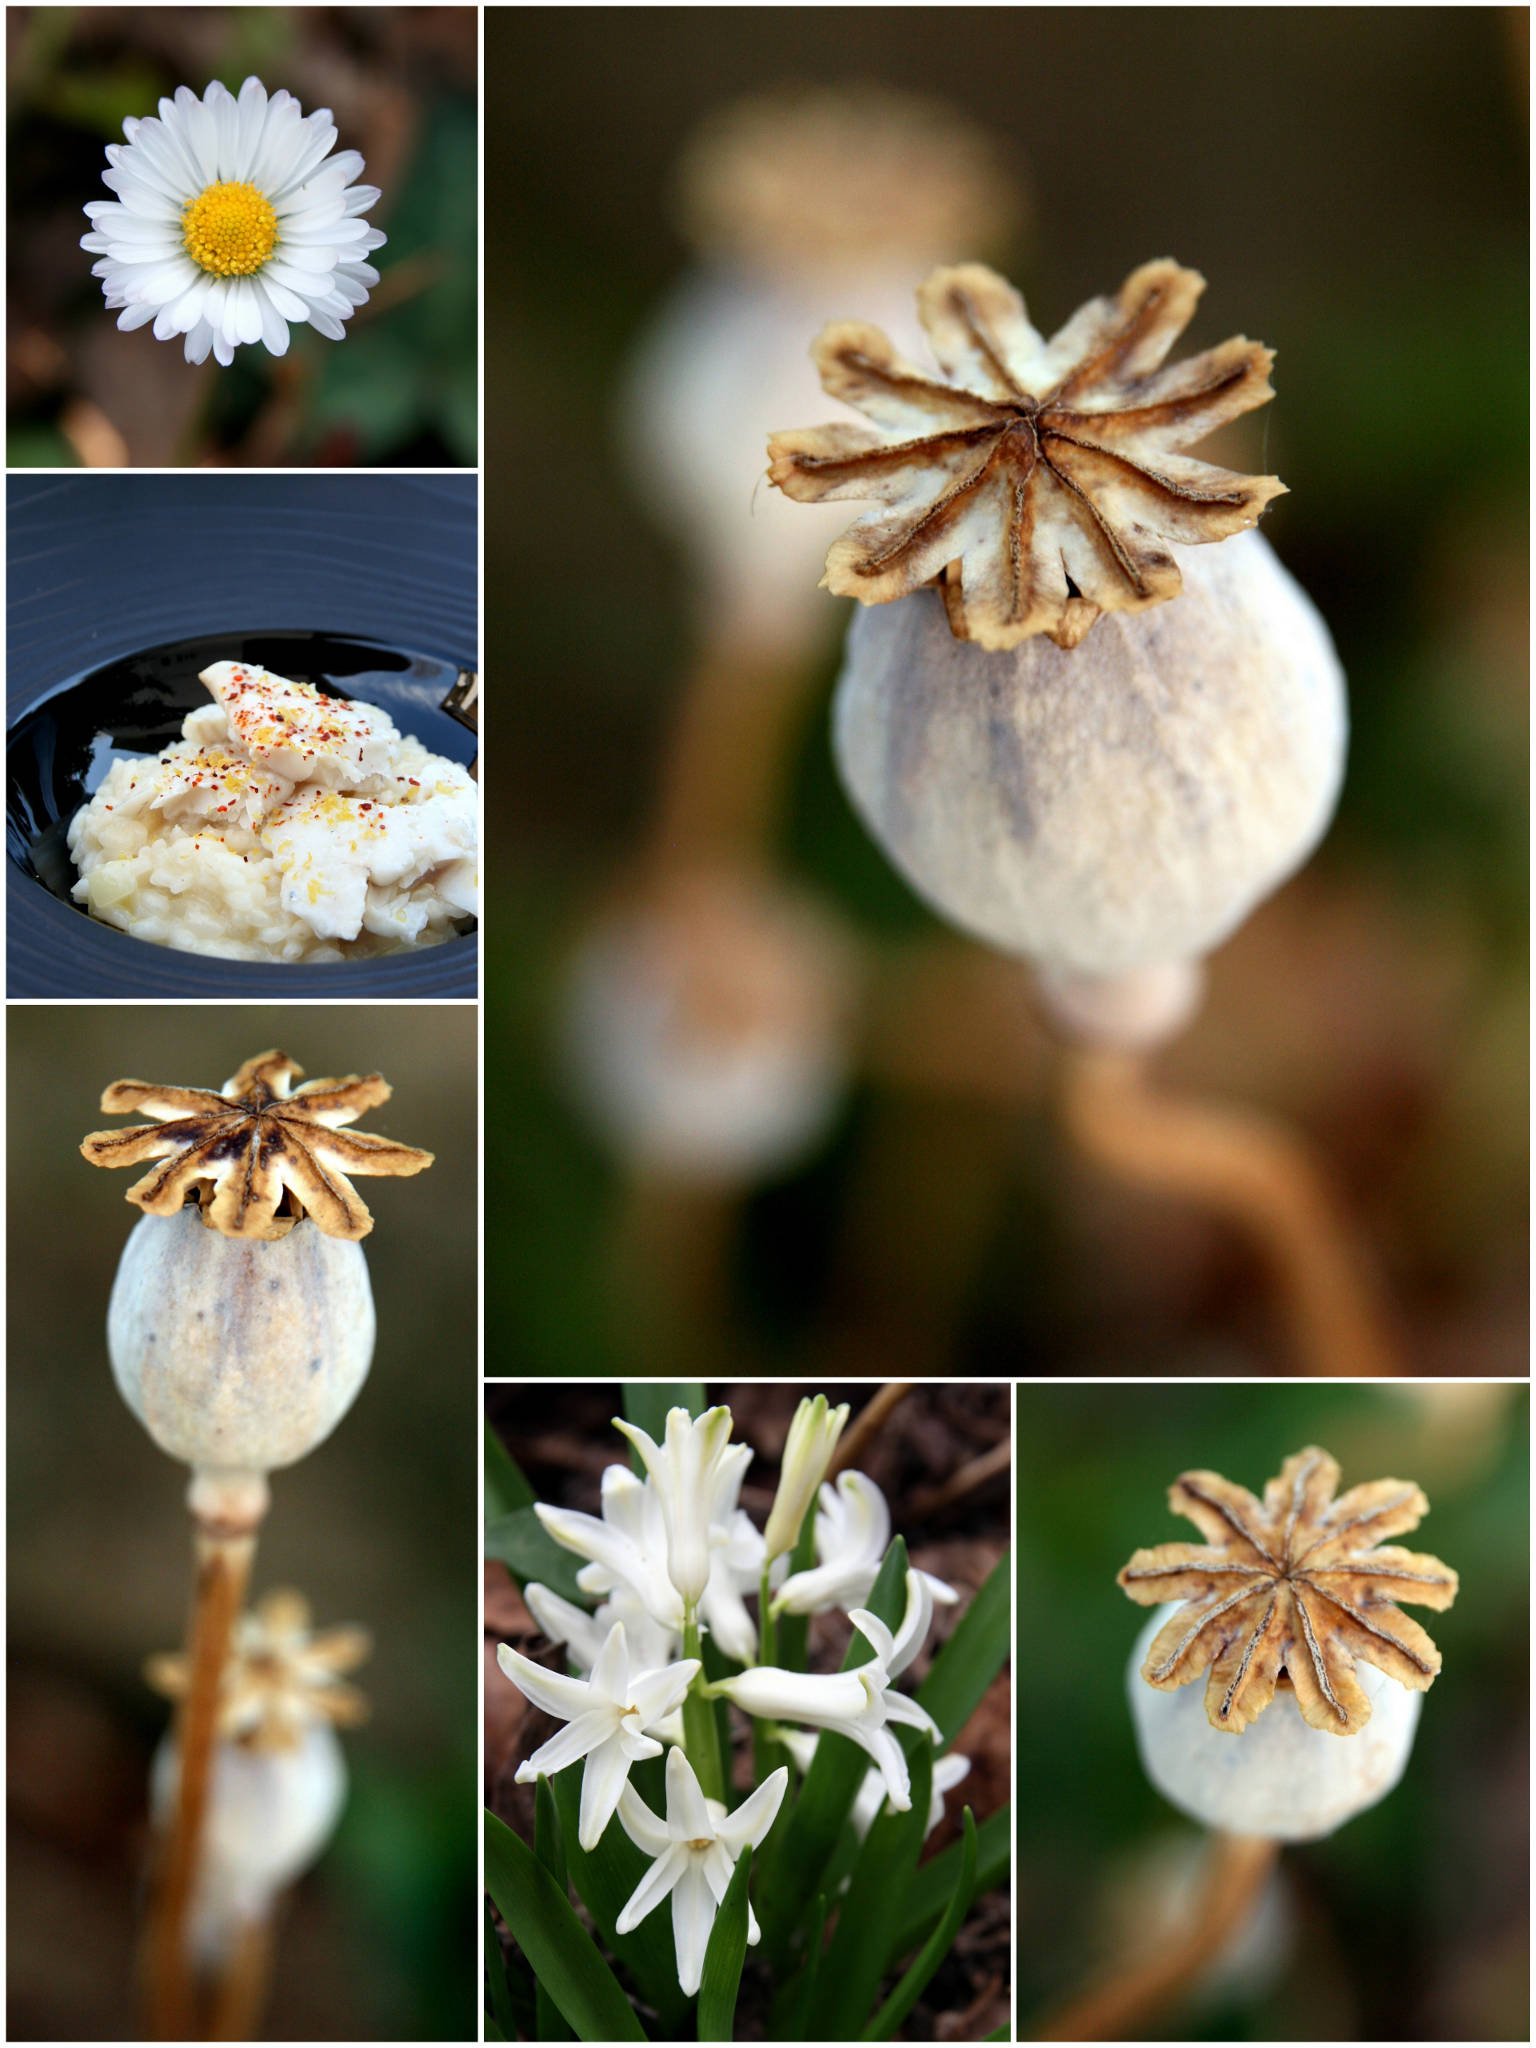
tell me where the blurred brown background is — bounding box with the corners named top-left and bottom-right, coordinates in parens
top-left (8, 6), bottom-right (478, 467)
top-left (488, 6), bottom-right (1527, 1381)
top-left (7, 1006), bottom-right (477, 2040)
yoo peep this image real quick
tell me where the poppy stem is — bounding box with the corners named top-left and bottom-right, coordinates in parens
top-left (646, 630), bottom-right (816, 881)
top-left (207, 1908), bottom-right (273, 2041)
top-left (141, 1505), bottom-right (264, 2040)
top-left (1032, 1831), bottom-right (1279, 2040)
top-left (1059, 1048), bottom-right (1398, 1377)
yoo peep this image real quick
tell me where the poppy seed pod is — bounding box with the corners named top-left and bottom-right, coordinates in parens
top-left (108, 1208), bottom-right (375, 1486)
top-left (832, 529), bottom-right (1347, 976)
top-left (562, 872), bottom-right (855, 1179)
top-left (1126, 1603), bottom-right (1421, 1841)
top-left (150, 1722), bottom-right (347, 1963)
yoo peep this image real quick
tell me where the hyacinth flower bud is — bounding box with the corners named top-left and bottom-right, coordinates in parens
top-left (762, 1394), bottom-right (850, 1565)
top-left (82, 1049), bottom-right (433, 1526)
top-left (614, 1404), bottom-right (741, 1610)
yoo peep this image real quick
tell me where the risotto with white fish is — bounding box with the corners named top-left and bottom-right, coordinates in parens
top-left (67, 660), bottom-right (478, 962)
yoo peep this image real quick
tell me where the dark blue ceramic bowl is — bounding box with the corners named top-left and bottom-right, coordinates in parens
top-left (6, 476), bottom-right (478, 998)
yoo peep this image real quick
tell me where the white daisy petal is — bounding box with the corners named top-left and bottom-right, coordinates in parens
top-left (233, 76), bottom-right (271, 182)
top-left (306, 295), bottom-right (353, 336)
top-left (255, 284), bottom-right (291, 356)
top-left (247, 94), bottom-right (303, 192)
top-left (99, 241), bottom-right (185, 267)
top-left (152, 100), bottom-right (206, 194)
top-left (184, 320), bottom-right (214, 364)
top-left (120, 258), bottom-right (203, 307)
top-left (323, 149), bottom-right (366, 188)
top-left (268, 116), bottom-right (340, 201)
top-left (130, 118), bottom-right (195, 195)
top-left (212, 332), bottom-right (235, 368)
top-left (258, 258), bottom-right (336, 301)
top-left (100, 173), bottom-right (181, 221)
top-left (210, 84), bottom-right (240, 179)
top-left (273, 161), bottom-right (356, 216)
top-left (224, 278), bottom-right (256, 347)
top-left (275, 200), bottom-right (349, 234)
top-left (172, 85), bottom-right (219, 186)
top-left (158, 275), bottom-right (215, 338)
top-left (273, 242), bottom-right (343, 273)
top-left (257, 275), bottom-right (310, 323)
top-left (116, 301), bottom-right (160, 332)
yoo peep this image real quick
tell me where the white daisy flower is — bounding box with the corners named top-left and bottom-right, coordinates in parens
top-left (80, 76), bottom-right (387, 368)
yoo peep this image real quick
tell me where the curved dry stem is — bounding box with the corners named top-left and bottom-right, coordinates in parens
top-left (645, 631), bottom-right (817, 879)
top-left (208, 1911), bottom-right (273, 2041)
top-left (1059, 1049), bottom-right (1397, 1378)
top-left (141, 1525), bottom-right (259, 2040)
top-left (1033, 1831), bottom-right (1279, 2040)
top-left (829, 1380), bottom-right (913, 1476)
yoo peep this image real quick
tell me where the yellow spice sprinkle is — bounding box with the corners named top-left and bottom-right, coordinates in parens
top-left (181, 181), bottom-right (279, 278)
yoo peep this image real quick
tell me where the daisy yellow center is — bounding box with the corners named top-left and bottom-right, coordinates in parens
top-left (181, 181), bottom-right (278, 278)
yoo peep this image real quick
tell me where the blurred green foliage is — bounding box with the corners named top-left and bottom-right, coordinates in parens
top-left (307, 101), bottom-right (480, 465)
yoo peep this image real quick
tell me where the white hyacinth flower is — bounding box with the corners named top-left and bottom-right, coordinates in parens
top-left (779, 1727), bottom-right (972, 1841)
top-left (772, 1470), bottom-right (959, 1618)
top-left (538, 1455), bottom-right (765, 1663)
top-left (614, 1406), bottom-right (744, 1610)
top-left (853, 1748), bottom-right (971, 1840)
top-left (524, 1581), bottom-right (679, 1678)
top-left (714, 1569), bottom-right (942, 1810)
top-left (762, 1394), bottom-right (850, 1564)
top-left (701, 1500), bottom-right (766, 1665)
top-left (81, 76), bottom-right (386, 367)
top-left (538, 1464), bottom-right (686, 1637)
top-left (615, 1747), bottom-right (788, 1997)
top-left (496, 1622), bottom-right (699, 1850)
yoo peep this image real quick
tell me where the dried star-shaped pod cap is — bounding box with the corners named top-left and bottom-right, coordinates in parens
top-left (81, 1049), bottom-right (433, 1241)
top-left (769, 258), bottom-right (1285, 651)
top-left (1118, 1447), bottom-right (1458, 1737)
top-left (147, 1588), bottom-right (369, 1752)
